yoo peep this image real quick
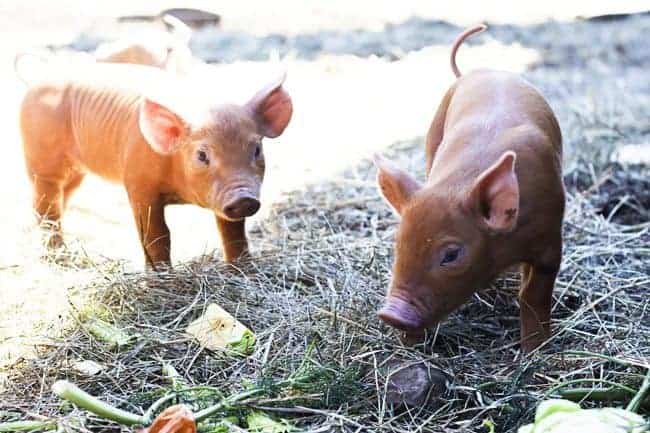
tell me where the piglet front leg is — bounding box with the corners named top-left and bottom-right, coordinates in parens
top-left (216, 216), bottom-right (249, 263)
top-left (519, 251), bottom-right (561, 353)
top-left (128, 191), bottom-right (171, 268)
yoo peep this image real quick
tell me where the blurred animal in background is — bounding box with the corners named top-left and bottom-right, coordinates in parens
top-left (94, 14), bottom-right (195, 75)
top-left (375, 25), bottom-right (565, 353)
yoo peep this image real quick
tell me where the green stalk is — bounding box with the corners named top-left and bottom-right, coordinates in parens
top-left (560, 387), bottom-right (650, 410)
top-left (194, 388), bottom-right (264, 422)
top-left (193, 376), bottom-right (301, 422)
top-left (627, 369), bottom-right (650, 413)
top-left (562, 351), bottom-right (638, 368)
top-left (560, 386), bottom-right (635, 401)
top-left (544, 378), bottom-right (638, 400)
top-left (143, 393), bottom-right (178, 423)
top-left (563, 350), bottom-right (650, 413)
top-left (0, 420), bottom-right (57, 432)
top-left (52, 380), bottom-right (146, 426)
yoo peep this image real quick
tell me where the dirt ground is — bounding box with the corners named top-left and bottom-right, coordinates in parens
top-left (0, 2), bottom-right (649, 428)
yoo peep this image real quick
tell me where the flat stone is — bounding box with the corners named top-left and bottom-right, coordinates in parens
top-left (385, 361), bottom-right (448, 407)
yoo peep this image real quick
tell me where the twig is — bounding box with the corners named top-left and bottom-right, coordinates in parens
top-left (627, 369), bottom-right (650, 413)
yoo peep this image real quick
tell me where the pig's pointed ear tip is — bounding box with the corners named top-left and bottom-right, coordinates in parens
top-left (140, 97), bottom-right (160, 111)
top-left (504, 150), bottom-right (517, 167)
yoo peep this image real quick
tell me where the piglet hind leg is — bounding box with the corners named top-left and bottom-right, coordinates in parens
top-left (32, 176), bottom-right (65, 249)
top-left (62, 171), bottom-right (85, 209)
top-left (128, 193), bottom-right (172, 269)
top-left (519, 244), bottom-right (562, 353)
top-left (215, 216), bottom-right (249, 263)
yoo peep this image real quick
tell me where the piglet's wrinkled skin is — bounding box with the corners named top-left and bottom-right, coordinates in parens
top-left (20, 63), bottom-right (292, 267)
top-left (375, 25), bottom-right (565, 353)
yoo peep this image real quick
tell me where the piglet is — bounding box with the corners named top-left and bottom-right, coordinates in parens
top-left (375, 25), bottom-right (565, 352)
top-left (95, 15), bottom-right (194, 75)
top-left (20, 63), bottom-right (292, 267)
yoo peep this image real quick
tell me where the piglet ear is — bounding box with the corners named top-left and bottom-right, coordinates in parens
top-left (245, 72), bottom-right (293, 138)
top-left (374, 154), bottom-right (421, 215)
top-left (139, 98), bottom-right (188, 155)
top-left (470, 151), bottom-right (520, 232)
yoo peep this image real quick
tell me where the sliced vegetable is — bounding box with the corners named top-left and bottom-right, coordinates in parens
top-left (246, 411), bottom-right (292, 433)
top-left (139, 405), bottom-right (196, 433)
top-left (71, 359), bottom-right (104, 376)
top-left (163, 363), bottom-right (189, 391)
top-left (186, 304), bottom-right (256, 355)
top-left (482, 419), bottom-right (496, 433)
top-left (84, 318), bottom-right (137, 348)
top-left (518, 399), bottom-right (648, 433)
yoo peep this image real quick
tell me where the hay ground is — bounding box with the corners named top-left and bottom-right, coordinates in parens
top-left (2, 8), bottom-right (650, 433)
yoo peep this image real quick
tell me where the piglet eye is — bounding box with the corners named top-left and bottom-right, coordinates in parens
top-left (254, 144), bottom-right (261, 159)
top-left (197, 150), bottom-right (209, 164)
top-left (440, 246), bottom-right (462, 266)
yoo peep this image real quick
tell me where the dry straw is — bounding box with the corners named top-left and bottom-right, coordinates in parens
top-left (1, 142), bottom-right (648, 432)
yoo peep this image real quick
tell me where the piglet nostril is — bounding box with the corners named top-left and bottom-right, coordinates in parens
top-left (242, 198), bottom-right (261, 215)
top-left (223, 197), bottom-right (260, 220)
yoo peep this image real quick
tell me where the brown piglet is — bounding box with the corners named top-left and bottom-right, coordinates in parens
top-left (19, 63), bottom-right (292, 267)
top-left (375, 25), bottom-right (565, 352)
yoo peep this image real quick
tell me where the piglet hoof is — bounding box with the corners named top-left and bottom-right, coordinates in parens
top-left (41, 222), bottom-right (64, 250)
top-left (40, 230), bottom-right (66, 262)
top-left (46, 233), bottom-right (64, 250)
top-left (221, 252), bottom-right (257, 276)
top-left (144, 260), bottom-right (173, 273)
top-left (520, 332), bottom-right (550, 354)
top-left (521, 340), bottom-right (540, 354)
top-left (399, 330), bottom-right (425, 346)
top-left (223, 249), bottom-right (252, 266)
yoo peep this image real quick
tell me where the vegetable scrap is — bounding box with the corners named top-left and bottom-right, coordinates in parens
top-left (186, 304), bottom-right (256, 355)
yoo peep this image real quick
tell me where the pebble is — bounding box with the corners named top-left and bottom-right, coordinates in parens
top-left (385, 361), bottom-right (449, 408)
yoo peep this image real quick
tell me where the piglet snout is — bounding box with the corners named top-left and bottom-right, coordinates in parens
top-left (223, 189), bottom-right (260, 220)
top-left (378, 297), bottom-right (424, 331)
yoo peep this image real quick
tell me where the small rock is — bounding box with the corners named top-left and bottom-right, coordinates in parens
top-left (385, 361), bottom-right (448, 407)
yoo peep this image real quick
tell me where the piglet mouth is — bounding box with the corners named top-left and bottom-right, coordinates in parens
top-left (378, 297), bottom-right (425, 331)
